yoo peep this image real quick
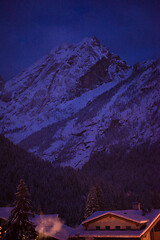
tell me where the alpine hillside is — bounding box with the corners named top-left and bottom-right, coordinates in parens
top-left (0, 37), bottom-right (160, 168)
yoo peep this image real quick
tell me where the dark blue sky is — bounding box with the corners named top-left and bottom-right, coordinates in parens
top-left (0, 0), bottom-right (160, 81)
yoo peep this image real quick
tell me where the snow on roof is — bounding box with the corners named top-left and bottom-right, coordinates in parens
top-left (0, 208), bottom-right (73, 240)
top-left (82, 210), bottom-right (149, 224)
top-left (0, 207), bottom-right (13, 220)
top-left (33, 214), bottom-right (73, 240)
top-left (70, 209), bottom-right (160, 238)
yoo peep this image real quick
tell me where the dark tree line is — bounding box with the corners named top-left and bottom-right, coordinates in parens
top-left (1, 134), bottom-right (160, 226)
top-left (0, 134), bottom-right (87, 226)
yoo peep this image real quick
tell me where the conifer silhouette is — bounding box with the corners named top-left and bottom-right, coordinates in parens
top-left (84, 185), bottom-right (105, 219)
top-left (5, 179), bottom-right (37, 240)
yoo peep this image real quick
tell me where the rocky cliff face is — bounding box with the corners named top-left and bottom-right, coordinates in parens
top-left (0, 37), bottom-right (160, 168)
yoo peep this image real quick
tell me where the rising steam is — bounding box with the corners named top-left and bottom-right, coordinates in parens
top-left (36, 215), bottom-right (63, 238)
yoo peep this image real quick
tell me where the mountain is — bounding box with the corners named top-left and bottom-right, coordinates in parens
top-left (0, 75), bottom-right (5, 98)
top-left (0, 37), bottom-right (160, 168)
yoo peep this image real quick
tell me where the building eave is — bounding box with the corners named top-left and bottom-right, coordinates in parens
top-left (140, 213), bottom-right (160, 238)
top-left (70, 230), bottom-right (142, 238)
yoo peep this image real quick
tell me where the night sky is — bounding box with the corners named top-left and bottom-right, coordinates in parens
top-left (0, 0), bottom-right (160, 81)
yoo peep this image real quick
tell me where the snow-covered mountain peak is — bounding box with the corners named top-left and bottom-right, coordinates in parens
top-left (0, 37), bottom-right (130, 145)
top-left (1, 38), bottom-right (159, 169)
top-left (77, 36), bottom-right (101, 48)
top-left (2, 37), bottom-right (129, 106)
top-left (48, 36), bottom-right (109, 65)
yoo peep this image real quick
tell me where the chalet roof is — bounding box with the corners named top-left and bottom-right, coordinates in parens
top-left (33, 214), bottom-right (73, 240)
top-left (70, 209), bottom-right (160, 238)
top-left (82, 210), bottom-right (148, 225)
top-left (0, 207), bottom-right (13, 220)
top-left (0, 208), bottom-right (73, 240)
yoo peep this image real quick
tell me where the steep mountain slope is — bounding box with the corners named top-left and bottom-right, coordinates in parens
top-left (19, 59), bottom-right (160, 168)
top-left (0, 75), bottom-right (5, 98)
top-left (0, 37), bottom-right (129, 143)
top-left (0, 37), bottom-right (160, 168)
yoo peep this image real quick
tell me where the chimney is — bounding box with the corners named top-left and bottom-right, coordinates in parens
top-left (132, 202), bottom-right (141, 210)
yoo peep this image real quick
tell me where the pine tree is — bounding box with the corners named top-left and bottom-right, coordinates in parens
top-left (84, 184), bottom-right (105, 219)
top-left (5, 179), bottom-right (37, 240)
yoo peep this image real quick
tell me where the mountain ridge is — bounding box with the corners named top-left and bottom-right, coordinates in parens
top-left (0, 37), bottom-right (160, 168)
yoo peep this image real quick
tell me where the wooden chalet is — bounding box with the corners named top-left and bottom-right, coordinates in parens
top-left (69, 204), bottom-right (160, 240)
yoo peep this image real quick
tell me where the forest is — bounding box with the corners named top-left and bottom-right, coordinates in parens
top-left (1, 134), bottom-right (160, 226)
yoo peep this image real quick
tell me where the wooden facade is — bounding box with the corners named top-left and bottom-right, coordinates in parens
top-left (84, 213), bottom-right (145, 231)
top-left (70, 210), bottom-right (160, 240)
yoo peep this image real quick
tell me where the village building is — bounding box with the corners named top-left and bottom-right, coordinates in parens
top-left (1, 205), bottom-right (160, 240)
top-left (0, 207), bottom-right (73, 240)
top-left (33, 214), bottom-right (73, 240)
top-left (69, 204), bottom-right (160, 240)
top-left (0, 207), bottom-right (12, 238)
